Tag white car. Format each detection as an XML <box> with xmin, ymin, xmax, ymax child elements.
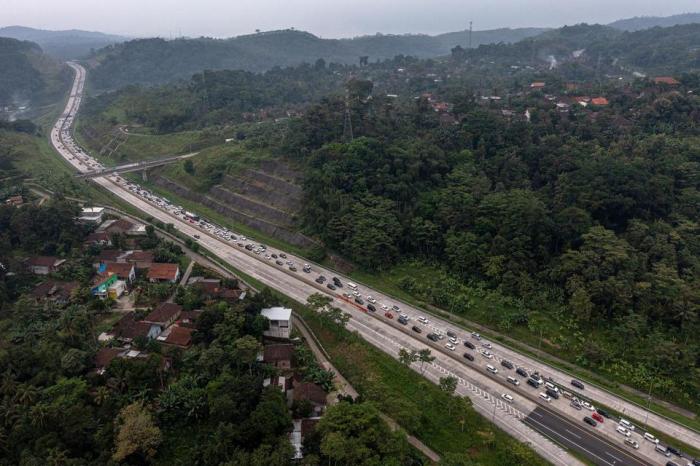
<box><xmin>643</xmin><ymin>432</ymin><xmax>659</xmax><ymax>444</ymax></box>
<box><xmin>449</xmin><ymin>337</ymin><xmax>458</xmax><ymax>344</ymax></box>
<box><xmin>381</xmin><ymin>305</ymin><xmax>389</xmax><ymax>311</ymax></box>
<box><xmin>352</xmin><ymin>291</ymin><xmax>361</xmax><ymax>297</ymax></box>
<box><xmin>581</xmin><ymin>401</ymin><xmax>595</xmax><ymax>411</ymax></box>
<box><xmin>501</xmin><ymin>393</ymin><xmax>514</xmax><ymax>403</ymax></box>
<box><xmin>418</xmin><ymin>316</ymin><xmax>429</xmax><ymax>324</ymax></box>
<box><xmin>539</xmin><ymin>393</ymin><xmax>552</xmax><ymax>402</ymax></box>
<box><xmin>445</xmin><ymin>343</ymin><xmax>456</xmax><ymax>351</ymax></box>
<box><xmin>482</xmin><ymin>342</ymin><xmax>492</xmax><ymax>349</ymax></box>
<box><xmin>471</xmin><ymin>332</ymin><xmax>482</xmax><ymax>340</ymax></box>
<box><xmin>624</xmin><ymin>438</ymin><xmax>639</xmax><ymax>449</ymax></box>
<box><xmin>367</xmin><ymin>296</ymin><xmax>377</xmax><ymax>304</ymax></box>
<box><xmin>486</xmin><ymin>365</ymin><xmax>498</xmax><ymax>374</ymax></box>
<box><xmin>616</xmin><ymin>426</ymin><xmax>631</xmax><ymax>437</ymax></box>
<box><xmin>619</xmin><ymin>418</ymin><xmax>635</xmax><ymax>432</ymax></box>
<box><xmin>480</xmin><ymin>350</ymin><xmax>493</xmax><ymax>359</ymax></box>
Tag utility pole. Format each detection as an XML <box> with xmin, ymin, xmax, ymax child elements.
<box><xmin>468</xmin><ymin>21</ymin><xmax>473</xmax><ymax>49</ymax></box>
<box><xmin>342</xmin><ymin>87</ymin><xmax>353</xmax><ymax>142</ymax></box>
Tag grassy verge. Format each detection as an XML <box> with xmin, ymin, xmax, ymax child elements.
<box><xmin>295</xmin><ymin>307</ymin><xmax>546</xmax><ymax>465</ymax></box>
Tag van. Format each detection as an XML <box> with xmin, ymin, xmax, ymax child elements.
<box><xmin>507</xmin><ymin>376</ymin><xmax>520</xmax><ymax>386</ymax></box>
<box><xmin>486</xmin><ymin>364</ymin><xmax>498</xmax><ymax>374</ymax></box>
<box><xmin>655</xmin><ymin>444</ymin><xmax>670</xmax><ymax>457</ymax></box>
<box><xmin>544</xmin><ymin>382</ymin><xmax>559</xmax><ymax>392</ymax></box>
<box><xmin>619</xmin><ymin>418</ymin><xmax>635</xmax><ymax>432</ymax></box>
<box><xmin>527</xmin><ymin>378</ymin><xmax>539</xmax><ymax>388</ymax></box>
<box><xmin>545</xmin><ymin>388</ymin><xmax>559</xmax><ymax>399</ymax></box>
<box><xmin>643</xmin><ymin>432</ymin><xmax>659</xmax><ymax>444</ymax></box>
<box><xmin>561</xmin><ymin>390</ymin><xmax>573</xmax><ymax>399</ymax></box>
<box><xmin>347</xmin><ymin>282</ymin><xmax>358</xmax><ymax>290</ymax></box>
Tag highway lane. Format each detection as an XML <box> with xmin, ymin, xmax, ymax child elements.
<box><xmin>53</xmin><ymin>62</ymin><xmax>666</xmax><ymax>466</ymax></box>
<box><xmin>524</xmin><ymin>407</ymin><xmax>648</xmax><ymax>466</ymax></box>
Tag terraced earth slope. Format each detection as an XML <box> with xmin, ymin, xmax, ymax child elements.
<box><xmin>153</xmin><ymin>160</ymin><xmax>317</xmax><ymax>249</ymax></box>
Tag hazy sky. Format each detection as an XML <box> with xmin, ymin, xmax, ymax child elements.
<box><xmin>2</xmin><ymin>0</ymin><xmax>699</xmax><ymax>38</ymax></box>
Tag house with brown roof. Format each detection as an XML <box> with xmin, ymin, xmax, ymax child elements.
<box><xmin>163</xmin><ymin>326</ymin><xmax>194</xmax><ymax>348</ymax></box>
<box><xmin>144</xmin><ymin>302</ymin><xmax>182</xmax><ymax>328</ymax></box>
<box><xmin>293</xmin><ymin>381</ymin><xmax>327</xmax><ymax>416</ymax></box>
<box><xmin>263</xmin><ymin>344</ymin><xmax>295</xmax><ymax>370</ymax></box>
<box><xmin>111</xmin><ymin>312</ymin><xmax>159</xmax><ymax>342</ymax></box>
<box><xmin>31</xmin><ymin>281</ymin><xmax>79</xmax><ymax>305</ymax></box>
<box><xmin>122</xmin><ymin>250</ymin><xmax>154</xmax><ymax>269</ymax></box>
<box><xmin>105</xmin><ymin>262</ymin><xmax>136</xmax><ymax>283</ymax></box>
<box><xmin>26</xmin><ymin>256</ymin><xmax>66</xmax><ymax>275</ymax></box>
<box><xmin>591</xmin><ymin>97</ymin><xmax>609</xmax><ymax>106</ymax></box>
<box><xmin>653</xmin><ymin>76</ymin><xmax>680</xmax><ymax>86</ymax></box>
<box><xmin>148</xmin><ymin>263</ymin><xmax>180</xmax><ymax>283</ymax></box>
<box><xmin>94</xmin><ymin>347</ymin><xmax>126</xmax><ymax>375</ymax></box>
<box><xmin>178</xmin><ymin>310</ymin><xmax>202</xmax><ymax>328</ymax></box>
<box><xmin>93</xmin><ymin>250</ymin><xmax>126</xmax><ymax>266</ymax></box>
<box><xmin>98</xmin><ymin>218</ymin><xmax>146</xmax><ymax>236</ymax></box>
<box><xmin>530</xmin><ymin>81</ymin><xmax>545</xmax><ymax>89</ymax></box>
<box><xmin>84</xmin><ymin>231</ymin><xmax>112</xmax><ymax>247</ymax></box>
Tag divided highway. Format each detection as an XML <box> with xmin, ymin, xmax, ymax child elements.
<box><xmin>53</xmin><ymin>62</ymin><xmax>698</xmax><ymax>466</ymax></box>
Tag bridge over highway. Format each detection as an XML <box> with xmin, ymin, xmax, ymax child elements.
<box><xmin>75</xmin><ymin>152</ymin><xmax>198</xmax><ymax>179</ymax></box>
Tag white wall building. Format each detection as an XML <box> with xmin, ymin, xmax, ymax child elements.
<box><xmin>260</xmin><ymin>306</ymin><xmax>293</xmax><ymax>340</ymax></box>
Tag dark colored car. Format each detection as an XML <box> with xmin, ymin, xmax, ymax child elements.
<box><xmin>526</xmin><ymin>378</ymin><xmax>539</xmax><ymax>388</ymax></box>
<box><xmin>367</xmin><ymin>304</ymin><xmax>376</xmax><ymax>312</ymax></box>
<box><xmin>326</xmin><ymin>283</ymin><xmax>336</xmax><ymax>290</ymax></box>
<box><xmin>583</xmin><ymin>417</ymin><xmax>597</xmax><ymax>427</ymax></box>
<box><xmin>595</xmin><ymin>408</ymin><xmax>609</xmax><ymax>418</ymax></box>
<box><xmin>333</xmin><ymin>277</ymin><xmax>342</xmax><ymax>286</ymax></box>
<box><xmin>318</xmin><ymin>275</ymin><xmax>326</xmax><ymax>282</ymax></box>
<box><xmin>398</xmin><ymin>316</ymin><xmax>408</xmax><ymax>325</ymax></box>
<box><xmin>271</xmin><ymin>254</ymin><xmax>278</xmax><ymax>258</ymax></box>
<box><xmin>463</xmin><ymin>341</ymin><xmax>476</xmax><ymax>350</ymax></box>
<box><xmin>666</xmin><ymin>447</ymin><xmax>681</xmax><ymax>457</ymax></box>
<box><xmin>355</xmin><ymin>297</ymin><xmax>364</xmax><ymax>305</ymax></box>
<box><xmin>315</xmin><ymin>277</ymin><xmax>324</xmax><ymax>284</ymax></box>
<box><xmin>463</xmin><ymin>353</ymin><xmax>475</xmax><ymax>361</ymax></box>
<box><xmin>571</xmin><ymin>379</ymin><xmax>585</xmax><ymax>390</ymax></box>
<box><xmin>447</xmin><ymin>331</ymin><xmax>457</xmax><ymax>338</ymax></box>
<box><xmin>384</xmin><ymin>312</ymin><xmax>394</xmax><ymax>319</ymax></box>
<box><xmin>245</xmin><ymin>244</ymin><xmax>253</xmax><ymax>250</ymax></box>
<box><xmin>275</xmin><ymin>260</ymin><xmax>283</xmax><ymax>266</ymax></box>
<box><xmin>289</xmin><ymin>266</ymin><xmax>297</xmax><ymax>272</ymax></box>
<box><xmin>666</xmin><ymin>461</ymin><xmax>679</xmax><ymax>466</ymax></box>
<box><xmin>546</xmin><ymin>388</ymin><xmax>560</xmax><ymax>399</ymax></box>
<box><xmin>501</xmin><ymin>360</ymin><xmax>514</xmax><ymax>370</ymax></box>
<box><xmin>279</xmin><ymin>253</ymin><xmax>287</xmax><ymax>258</ymax></box>
<box><xmin>412</xmin><ymin>326</ymin><xmax>422</xmax><ymax>333</ymax></box>
<box><xmin>516</xmin><ymin>367</ymin><xmax>528</xmax><ymax>378</ymax></box>
<box><xmin>427</xmin><ymin>333</ymin><xmax>439</xmax><ymax>342</ymax></box>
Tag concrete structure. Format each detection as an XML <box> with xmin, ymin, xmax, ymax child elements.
<box><xmin>261</xmin><ymin>306</ymin><xmax>292</xmax><ymax>339</ymax></box>
<box><xmin>79</xmin><ymin>207</ymin><xmax>105</xmax><ymax>223</ymax></box>
<box><xmin>26</xmin><ymin>257</ymin><xmax>65</xmax><ymax>275</ymax></box>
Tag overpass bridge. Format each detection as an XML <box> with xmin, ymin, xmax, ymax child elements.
<box><xmin>76</xmin><ymin>152</ymin><xmax>198</xmax><ymax>179</ymax></box>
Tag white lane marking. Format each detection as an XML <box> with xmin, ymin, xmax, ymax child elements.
<box><xmin>605</xmin><ymin>452</ymin><xmax>622</xmax><ymax>463</ymax></box>
<box><xmin>565</xmin><ymin>429</ymin><xmax>581</xmax><ymax>440</ymax></box>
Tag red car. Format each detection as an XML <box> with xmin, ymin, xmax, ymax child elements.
<box><xmin>591</xmin><ymin>412</ymin><xmax>604</xmax><ymax>423</ymax></box>
<box><xmin>384</xmin><ymin>312</ymin><xmax>394</xmax><ymax>319</ymax></box>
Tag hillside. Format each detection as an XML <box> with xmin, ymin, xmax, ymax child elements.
<box><xmin>0</xmin><ymin>25</ymin><xmax>127</xmax><ymax>59</ymax></box>
<box><xmin>609</xmin><ymin>12</ymin><xmax>700</xmax><ymax>31</ymax></box>
<box><xmin>87</xmin><ymin>27</ymin><xmax>546</xmax><ymax>89</ymax></box>
<box><xmin>0</xmin><ymin>37</ymin><xmax>71</xmax><ymax>118</ymax></box>
<box><xmin>464</xmin><ymin>23</ymin><xmax>700</xmax><ymax>75</ymax></box>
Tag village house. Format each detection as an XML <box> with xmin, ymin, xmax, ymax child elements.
<box><xmin>263</xmin><ymin>344</ymin><xmax>295</xmax><ymax>370</ymax></box>
<box><xmin>31</xmin><ymin>280</ymin><xmax>79</xmax><ymax>305</ymax></box>
<box><xmin>26</xmin><ymin>256</ymin><xmax>66</xmax><ymax>275</ymax></box>
<box><xmin>162</xmin><ymin>326</ymin><xmax>194</xmax><ymax>348</ymax></box>
<box><xmin>110</xmin><ymin>312</ymin><xmax>160</xmax><ymax>342</ymax></box>
<box><xmin>591</xmin><ymin>97</ymin><xmax>609</xmax><ymax>106</ymax></box>
<box><xmin>144</xmin><ymin>302</ymin><xmax>182</xmax><ymax>329</ymax></box>
<box><xmin>94</xmin><ymin>347</ymin><xmax>126</xmax><ymax>375</ymax></box>
<box><xmin>292</xmin><ymin>380</ymin><xmax>327</xmax><ymax>416</ymax></box>
<box><xmin>84</xmin><ymin>231</ymin><xmax>112</xmax><ymax>247</ymax></box>
<box><xmin>122</xmin><ymin>250</ymin><xmax>154</xmax><ymax>270</ymax></box>
<box><xmin>261</xmin><ymin>306</ymin><xmax>293</xmax><ymax>340</ymax></box>
<box><xmin>148</xmin><ymin>263</ymin><xmax>180</xmax><ymax>283</ymax></box>
<box><xmin>104</xmin><ymin>262</ymin><xmax>136</xmax><ymax>283</ymax></box>
<box><xmin>653</xmin><ymin>76</ymin><xmax>680</xmax><ymax>86</ymax></box>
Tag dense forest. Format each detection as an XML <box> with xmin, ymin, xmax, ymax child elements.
<box><xmin>283</xmin><ymin>73</ymin><xmax>700</xmax><ymax>410</ymax></box>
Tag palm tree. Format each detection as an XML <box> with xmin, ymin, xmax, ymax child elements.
<box><xmin>13</xmin><ymin>384</ymin><xmax>38</xmax><ymax>406</ymax></box>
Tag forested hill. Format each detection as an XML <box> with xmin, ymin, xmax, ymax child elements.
<box><xmin>0</xmin><ymin>37</ymin><xmax>70</xmax><ymax>111</ymax></box>
<box><xmin>86</xmin><ymin>27</ymin><xmax>547</xmax><ymax>89</ymax></box>
<box><xmin>462</xmin><ymin>23</ymin><xmax>700</xmax><ymax>75</ymax></box>
<box><xmin>0</xmin><ymin>25</ymin><xmax>127</xmax><ymax>60</ymax></box>
<box><xmin>609</xmin><ymin>12</ymin><xmax>700</xmax><ymax>31</ymax></box>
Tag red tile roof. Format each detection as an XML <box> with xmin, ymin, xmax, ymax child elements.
<box><xmin>653</xmin><ymin>76</ymin><xmax>680</xmax><ymax>85</ymax></box>
<box><xmin>105</xmin><ymin>262</ymin><xmax>134</xmax><ymax>279</ymax></box>
<box><xmin>165</xmin><ymin>326</ymin><xmax>193</xmax><ymax>347</ymax></box>
<box><xmin>147</xmin><ymin>263</ymin><xmax>179</xmax><ymax>281</ymax></box>
<box><xmin>530</xmin><ymin>82</ymin><xmax>545</xmax><ymax>88</ymax></box>
<box><xmin>144</xmin><ymin>302</ymin><xmax>182</xmax><ymax>325</ymax></box>
<box><xmin>591</xmin><ymin>97</ymin><xmax>609</xmax><ymax>106</ymax></box>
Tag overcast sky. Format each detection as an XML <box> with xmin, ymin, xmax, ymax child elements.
<box><xmin>2</xmin><ymin>0</ymin><xmax>699</xmax><ymax>38</ymax></box>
